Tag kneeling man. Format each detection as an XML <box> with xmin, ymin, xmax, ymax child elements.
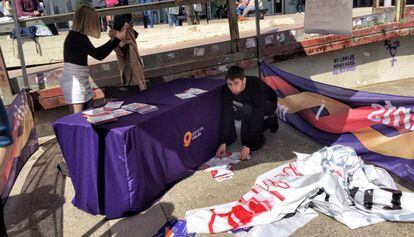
<box><xmin>216</xmin><ymin>65</ymin><xmax>279</xmax><ymax>160</ymax></box>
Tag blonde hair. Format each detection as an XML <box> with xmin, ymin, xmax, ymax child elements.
<box><xmin>72</xmin><ymin>5</ymin><xmax>101</xmax><ymax>38</ymax></box>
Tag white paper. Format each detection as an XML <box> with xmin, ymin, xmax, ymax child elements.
<box><xmin>111</xmin><ymin>108</ymin><xmax>133</xmax><ymax>118</ymax></box>
<box><xmin>304</xmin><ymin>0</ymin><xmax>353</xmax><ymax>35</ymax></box>
<box><xmin>175</xmin><ymin>93</ymin><xmax>197</xmax><ymax>99</ymax></box>
<box><xmin>186</xmin><ymin>88</ymin><xmax>208</xmax><ymax>95</ymax></box>
<box><xmin>104</xmin><ymin>101</ymin><xmax>124</xmax><ymax>110</ymax></box>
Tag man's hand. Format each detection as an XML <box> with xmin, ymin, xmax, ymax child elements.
<box><xmin>216</xmin><ymin>143</ymin><xmax>227</xmax><ymax>157</ymax></box>
<box><xmin>34</xmin><ymin>11</ymin><xmax>40</xmax><ymax>16</ymax></box>
<box><xmin>240</xmin><ymin>146</ymin><xmax>250</xmax><ymax>160</ymax></box>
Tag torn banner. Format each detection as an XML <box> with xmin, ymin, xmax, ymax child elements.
<box><xmin>260</xmin><ymin>61</ymin><xmax>414</xmax><ymax>183</ymax></box>
<box><xmin>186</xmin><ymin>145</ymin><xmax>414</xmax><ymax>234</ymax></box>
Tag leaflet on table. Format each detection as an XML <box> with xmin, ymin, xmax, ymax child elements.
<box><xmin>82</xmin><ymin>107</ymin><xmax>110</xmax><ymax>117</ymax></box>
<box><xmin>87</xmin><ymin>113</ymin><xmax>117</xmax><ymax>125</ymax></box>
<box><xmin>111</xmin><ymin>108</ymin><xmax>133</xmax><ymax>118</ymax></box>
<box><xmin>121</xmin><ymin>103</ymin><xmax>159</xmax><ymax>114</ymax></box>
<box><xmin>185</xmin><ymin>88</ymin><xmax>208</xmax><ymax>95</ymax></box>
<box><xmin>137</xmin><ymin>105</ymin><xmax>159</xmax><ymax>114</ymax></box>
<box><xmin>83</xmin><ymin>107</ymin><xmax>132</xmax><ymax>124</ymax></box>
<box><xmin>175</xmin><ymin>92</ymin><xmax>197</xmax><ymax>99</ymax></box>
<box><xmin>175</xmin><ymin>88</ymin><xmax>208</xmax><ymax>99</ymax></box>
<box><xmin>104</xmin><ymin>101</ymin><xmax>124</xmax><ymax>110</ymax></box>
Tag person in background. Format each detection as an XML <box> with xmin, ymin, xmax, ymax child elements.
<box><xmin>216</xmin><ymin>65</ymin><xmax>279</xmax><ymax>160</ymax></box>
<box><xmin>165</xmin><ymin>6</ymin><xmax>179</xmax><ymax>27</ymax></box>
<box><xmin>15</xmin><ymin>0</ymin><xmax>58</xmax><ymax>35</ymax></box>
<box><xmin>1</xmin><ymin>0</ymin><xmax>12</xmax><ymax>17</ymax></box>
<box><xmin>240</xmin><ymin>0</ymin><xmax>255</xmax><ymax>20</ymax></box>
<box><xmin>61</xmin><ymin>5</ymin><xmax>126</xmax><ymax>114</ymax></box>
<box><xmin>192</xmin><ymin>3</ymin><xmax>201</xmax><ymax>24</ymax></box>
<box><xmin>14</xmin><ymin>0</ymin><xmax>40</xmax><ymax>17</ymax></box>
<box><xmin>92</xmin><ymin>0</ymin><xmax>111</xmax><ymax>31</ymax></box>
<box><xmin>138</xmin><ymin>0</ymin><xmax>154</xmax><ymax>28</ymax></box>
<box><xmin>236</xmin><ymin>0</ymin><xmax>249</xmax><ymax>17</ymax></box>
<box><xmin>0</xmin><ymin>98</ymin><xmax>13</xmax><ymax>237</ymax></box>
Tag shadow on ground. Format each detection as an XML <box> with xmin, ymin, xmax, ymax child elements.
<box><xmin>5</xmin><ymin>139</ymin><xmax>66</xmax><ymax>237</ymax></box>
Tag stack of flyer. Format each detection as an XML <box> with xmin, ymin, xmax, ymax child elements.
<box><xmin>82</xmin><ymin>101</ymin><xmax>133</xmax><ymax>125</ymax></box>
<box><xmin>121</xmin><ymin>102</ymin><xmax>159</xmax><ymax>114</ymax></box>
<box><xmin>175</xmin><ymin>88</ymin><xmax>208</xmax><ymax>99</ymax></box>
<box><xmin>82</xmin><ymin>108</ymin><xmax>117</xmax><ymax>125</ymax></box>
<box><xmin>103</xmin><ymin>101</ymin><xmax>124</xmax><ymax>111</ymax></box>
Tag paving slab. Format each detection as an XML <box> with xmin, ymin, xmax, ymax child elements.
<box><xmin>109</xmin><ymin>203</ymin><xmax>167</xmax><ymax>237</ymax></box>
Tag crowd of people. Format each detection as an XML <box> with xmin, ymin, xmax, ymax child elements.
<box><xmin>0</xmin><ymin>0</ymin><xmax>276</xmax><ymax>32</ymax></box>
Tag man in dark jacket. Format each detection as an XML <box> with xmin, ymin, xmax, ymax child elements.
<box><xmin>216</xmin><ymin>65</ymin><xmax>279</xmax><ymax>160</ymax></box>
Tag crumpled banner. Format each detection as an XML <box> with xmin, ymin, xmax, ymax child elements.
<box><xmin>261</xmin><ymin>61</ymin><xmax>414</xmax><ymax>183</ymax></box>
<box><xmin>231</xmin><ymin>207</ymin><xmax>318</xmax><ymax>237</ymax></box>
<box><xmin>186</xmin><ymin>145</ymin><xmax>414</xmax><ymax>234</ymax></box>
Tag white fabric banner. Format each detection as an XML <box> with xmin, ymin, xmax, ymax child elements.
<box><xmin>304</xmin><ymin>0</ymin><xmax>353</xmax><ymax>35</ymax></box>
<box><xmin>186</xmin><ymin>145</ymin><xmax>414</xmax><ymax>234</ymax></box>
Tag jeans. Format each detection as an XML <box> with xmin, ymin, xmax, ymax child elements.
<box><xmin>139</xmin><ymin>0</ymin><xmax>154</xmax><ymax>28</ymax></box>
<box><xmin>236</xmin><ymin>5</ymin><xmax>246</xmax><ymax>16</ymax></box>
<box><xmin>165</xmin><ymin>9</ymin><xmax>179</xmax><ymax>27</ymax></box>
<box><xmin>242</xmin><ymin>5</ymin><xmax>256</xmax><ymax>17</ymax></box>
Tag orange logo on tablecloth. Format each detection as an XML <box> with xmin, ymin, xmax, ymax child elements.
<box><xmin>183</xmin><ymin>132</ymin><xmax>193</xmax><ymax>147</ymax></box>
<box><xmin>183</xmin><ymin>126</ymin><xmax>204</xmax><ymax>148</ymax></box>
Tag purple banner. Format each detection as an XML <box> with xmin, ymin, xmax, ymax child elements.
<box><xmin>1</xmin><ymin>90</ymin><xmax>38</xmax><ymax>203</ymax></box>
<box><xmin>261</xmin><ymin>62</ymin><xmax>414</xmax><ymax>182</ymax></box>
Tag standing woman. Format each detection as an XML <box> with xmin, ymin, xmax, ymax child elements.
<box><xmin>61</xmin><ymin>5</ymin><xmax>125</xmax><ymax>113</ymax></box>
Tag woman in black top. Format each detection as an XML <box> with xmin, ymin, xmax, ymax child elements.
<box><xmin>61</xmin><ymin>5</ymin><xmax>126</xmax><ymax>113</ymax></box>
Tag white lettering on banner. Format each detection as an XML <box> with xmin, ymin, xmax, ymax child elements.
<box><xmin>315</xmin><ymin>104</ymin><xmax>326</xmax><ymax>121</ymax></box>
<box><xmin>276</xmin><ymin>103</ymin><xmax>288</xmax><ymax>121</ymax></box>
<box><xmin>207</xmin><ymin>163</ymin><xmax>300</xmax><ymax>233</ymax></box>
<box><xmin>367</xmin><ymin>101</ymin><xmax>414</xmax><ymax>130</ymax></box>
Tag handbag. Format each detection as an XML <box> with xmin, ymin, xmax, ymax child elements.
<box><xmin>105</xmin><ymin>0</ymin><xmax>119</xmax><ymax>8</ymax></box>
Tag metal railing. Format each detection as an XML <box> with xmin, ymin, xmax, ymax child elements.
<box><xmin>1</xmin><ymin>0</ymin><xmax>222</xmax><ymax>90</ymax></box>
<box><xmin>0</xmin><ymin>0</ymin><xmax>409</xmax><ymax>92</ymax></box>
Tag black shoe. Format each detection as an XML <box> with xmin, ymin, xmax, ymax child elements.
<box><xmin>263</xmin><ymin>114</ymin><xmax>279</xmax><ymax>133</ymax></box>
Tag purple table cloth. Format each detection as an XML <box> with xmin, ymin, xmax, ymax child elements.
<box><xmin>53</xmin><ymin>78</ymin><xmax>225</xmax><ymax>219</ymax></box>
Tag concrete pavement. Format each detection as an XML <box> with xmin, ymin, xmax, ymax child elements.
<box><xmin>5</xmin><ymin>76</ymin><xmax>414</xmax><ymax>236</ymax></box>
